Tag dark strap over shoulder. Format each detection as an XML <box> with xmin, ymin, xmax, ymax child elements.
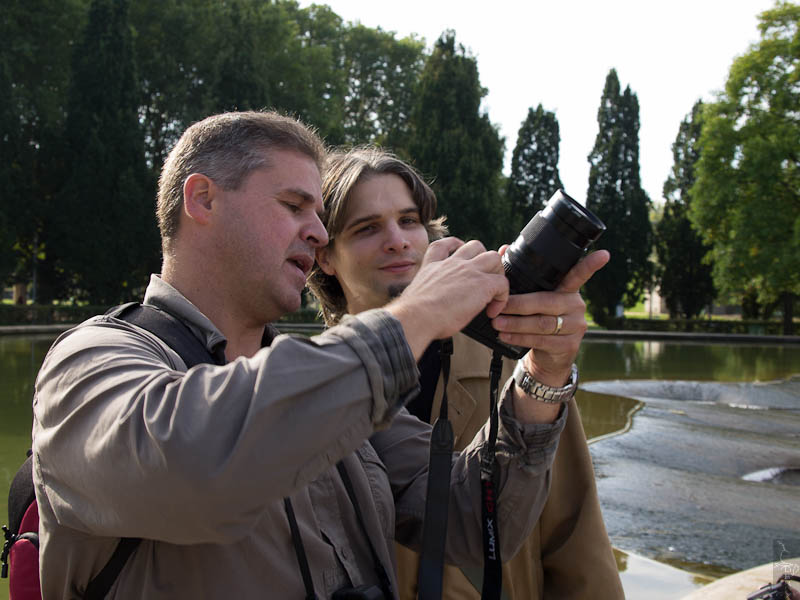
<box><xmin>76</xmin><ymin>302</ymin><xmax>223</xmax><ymax>598</ymax></box>
<box><xmin>107</xmin><ymin>302</ymin><xmax>223</xmax><ymax>367</ymax></box>
<box><xmin>83</xmin><ymin>538</ymin><xmax>141</xmax><ymax>600</ymax></box>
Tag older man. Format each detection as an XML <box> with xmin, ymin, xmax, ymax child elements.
<box><xmin>309</xmin><ymin>147</ymin><xmax>623</xmax><ymax>599</ymax></box>
<box><xmin>33</xmin><ymin>112</ymin><xmax>571</xmax><ymax>599</ymax></box>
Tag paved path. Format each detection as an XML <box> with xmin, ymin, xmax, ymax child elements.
<box><xmin>584</xmin><ymin>377</ymin><xmax>800</xmax><ymax>573</ymax></box>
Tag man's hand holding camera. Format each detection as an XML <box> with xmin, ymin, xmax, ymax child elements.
<box><xmin>386</xmin><ymin>237</ymin><xmax>510</xmax><ymax>360</ymax></box>
<box><xmin>492</xmin><ymin>249</ymin><xmax>610</xmax><ymax>423</ymax></box>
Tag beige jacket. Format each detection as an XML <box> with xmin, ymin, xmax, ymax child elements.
<box><xmin>395</xmin><ymin>333</ymin><xmax>624</xmax><ymax>599</ymax></box>
<box><xmin>32</xmin><ymin>276</ymin><xmax>566</xmax><ymax>599</ymax></box>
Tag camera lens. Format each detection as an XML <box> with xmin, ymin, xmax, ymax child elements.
<box><xmin>503</xmin><ymin>190</ymin><xmax>605</xmax><ymax>294</ymax></box>
<box><xmin>462</xmin><ymin>189</ymin><xmax>605</xmax><ymax>358</ymax></box>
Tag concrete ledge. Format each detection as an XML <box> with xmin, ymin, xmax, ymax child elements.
<box><xmin>679</xmin><ymin>559</ymin><xmax>800</xmax><ymax>599</ymax></box>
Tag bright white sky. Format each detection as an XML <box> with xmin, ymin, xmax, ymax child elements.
<box><xmin>300</xmin><ymin>0</ymin><xmax>775</xmax><ymax>205</ymax></box>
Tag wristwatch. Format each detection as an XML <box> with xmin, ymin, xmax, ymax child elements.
<box><xmin>512</xmin><ymin>361</ymin><xmax>579</xmax><ymax>403</ymax></box>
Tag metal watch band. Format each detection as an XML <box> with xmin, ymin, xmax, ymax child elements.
<box><xmin>512</xmin><ymin>362</ymin><xmax>578</xmax><ymax>403</ymax></box>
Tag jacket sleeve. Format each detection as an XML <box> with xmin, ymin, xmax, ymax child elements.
<box><xmin>32</xmin><ymin>309</ymin><xmax>418</xmax><ymax>545</ymax></box>
<box><xmin>538</xmin><ymin>397</ymin><xmax>625</xmax><ymax>598</ymax></box>
<box><xmin>371</xmin><ymin>380</ymin><xmax>567</xmax><ymax>568</ymax></box>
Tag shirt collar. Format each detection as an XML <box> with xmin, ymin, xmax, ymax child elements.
<box><xmin>142</xmin><ymin>274</ymin><xmax>228</xmax><ymax>360</ymax></box>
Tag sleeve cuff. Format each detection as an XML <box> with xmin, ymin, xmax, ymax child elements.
<box><xmin>328</xmin><ymin>309</ymin><xmax>420</xmax><ymax>427</ymax></box>
<box><xmin>495</xmin><ymin>378</ymin><xmax>568</xmax><ymax>470</ymax></box>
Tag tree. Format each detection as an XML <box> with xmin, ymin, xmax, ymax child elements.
<box><xmin>0</xmin><ymin>57</ymin><xmax>20</xmax><ymax>287</ymax></box>
<box><xmin>1</xmin><ymin>0</ymin><xmax>89</xmax><ymax>301</ymax></box>
<box><xmin>655</xmin><ymin>100</ymin><xmax>716</xmax><ymax>319</ymax></box>
<box><xmin>408</xmin><ymin>32</ymin><xmax>506</xmax><ymax>249</ymax></box>
<box><xmin>505</xmin><ymin>104</ymin><xmax>564</xmax><ymax>240</ymax></box>
<box><xmin>583</xmin><ymin>69</ymin><xmax>653</xmax><ymax>326</ymax></box>
<box><xmin>337</xmin><ymin>24</ymin><xmax>426</xmax><ymax>152</ymax></box>
<box><xmin>57</xmin><ymin>0</ymin><xmax>158</xmax><ymax>304</ymax></box>
<box><xmin>691</xmin><ymin>2</ymin><xmax>799</xmax><ymax>334</ymax></box>
<box><xmin>130</xmin><ymin>0</ymin><xmax>222</xmax><ymax>176</ymax></box>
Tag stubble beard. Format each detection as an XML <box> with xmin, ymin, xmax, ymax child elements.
<box><xmin>387</xmin><ymin>282</ymin><xmax>409</xmax><ymax>301</ymax></box>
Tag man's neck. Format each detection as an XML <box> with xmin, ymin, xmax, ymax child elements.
<box><xmin>162</xmin><ymin>259</ymin><xmax>268</xmax><ymax>360</ymax></box>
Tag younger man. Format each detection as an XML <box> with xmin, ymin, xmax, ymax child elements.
<box><xmin>309</xmin><ymin>147</ymin><xmax>624</xmax><ymax>599</ymax></box>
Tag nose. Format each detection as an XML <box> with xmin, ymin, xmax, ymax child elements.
<box><xmin>303</xmin><ymin>212</ymin><xmax>329</xmax><ymax>248</ymax></box>
<box><xmin>383</xmin><ymin>222</ymin><xmax>409</xmax><ymax>253</ymax></box>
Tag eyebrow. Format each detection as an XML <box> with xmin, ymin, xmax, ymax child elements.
<box><xmin>281</xmin><ymin>188</ymin><xmax>323</xmax><ymax>217</ymax></box>
<box><xmin>344</xmin><ymin>206</ymin><xmax>420</xmax><ymax>232</ymax></box>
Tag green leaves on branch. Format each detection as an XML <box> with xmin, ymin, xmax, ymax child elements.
<box><xmin>691</xmin><ymin>2</ymin><xmax>799</xmax><ymax>333</ymax></box>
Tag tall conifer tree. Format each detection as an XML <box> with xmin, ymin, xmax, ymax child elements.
<box><xmin>409</xmin><ymin>32</ymin><xmax>505</xmax><ymax>249</ymax></box>
<box><xmin>655</xmin><ymin>100</ymin><xmax>715</xmax><ymax>319</ymax></box>
<box><xmin>584</xmin><ymin>69</ymin><xmax>653</xmax><ymax>326</ymax></box>
<box><xmin>58</xmin><ymin>0</ymin><xmax>158</xmax><ymax>303</ymax></box>
<box><xmin>505</xmin><ymin>104</ymin><xmax>563</xmax><ymax>238</ymax></box>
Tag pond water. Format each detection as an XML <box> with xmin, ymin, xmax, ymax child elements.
<box><xmin>1</xmin><ymin>333</ymin><xmax>798</xmax><ymax>599</ymax></box>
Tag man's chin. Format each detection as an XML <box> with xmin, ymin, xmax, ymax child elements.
<box><xmin>386</xmin><ymin>283</ymin><xmax>409</xmax><ymax>299</ymax></box>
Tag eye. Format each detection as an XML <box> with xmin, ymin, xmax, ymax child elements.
<box><xmin>283</xmin><ymin>202</ymin><xmax>302</xmax><ymax>214</ymax></box>
<box><xmin>355</xmin><ymin>223</ymin><xmax>377</xmax><ymax>235</ymax></box>
<box><xmin>400</xmin><ymin>215</ymin><xmax>421</xmax><ymax>226</ymax></box>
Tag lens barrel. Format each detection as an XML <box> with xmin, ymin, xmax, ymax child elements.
<box><xmin>462</xmin><ymin>189</ymin><xmax>605</xmax><ymax>358</ymax></box>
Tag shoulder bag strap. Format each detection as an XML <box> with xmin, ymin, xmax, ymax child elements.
<box><xmin>81</xmin><ymin>303</ymin><xmax>222</xmax><ymax>598</ymax></box>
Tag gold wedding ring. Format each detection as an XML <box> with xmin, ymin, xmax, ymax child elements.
<box><xmin>553</xmin><ymin>315</ymin><xmax>564</xmax><ymax>335</ymax></box>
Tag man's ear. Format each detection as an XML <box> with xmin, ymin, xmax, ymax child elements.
<box><xmin>183</xmin><ymin>173</ymin><xmax>215</xmax><ymax>226</ymax></box>
<box><xmin>316</xmin><ymin>246</ymin><xmax>337</xmax><ymax>276</ymax></box>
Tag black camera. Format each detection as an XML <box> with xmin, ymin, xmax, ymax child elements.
<box><xmin>462</xmin><ymin>189</ymin><xmax>606</xmax><ymax>359</ymax></box>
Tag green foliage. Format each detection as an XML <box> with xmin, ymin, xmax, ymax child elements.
<box><xmin>584</xmin><ymin>69</ymin><xmax>653</xmax><ymax>326</ymax></box>
<box><xmin>56</xmin><ymin>0</ymin><xmax>159</xmax><ymax>304</ymax></box>
<box><xmin>339</xmin><ymin>24</ymin><xmax>426</xmax><ymax>152</ymax></box>
<box><xmin>505</xmin><ymin>105</ymin><xmax>564</xmax><ymax>240</ymax></box>
<box><xmin>691</xmin><ymin>2</ymin><xmax>800</xmax><ymax>334</ymax></box>
<box><xmin>0</xmin><ymin>0</ymin><xmax>89</xmax><ymax>300</ymax></box>
<box><xmin>0</xmin><ymin>58</ymin><xmax>18</xmax><ymax>287</ymax></box>
<box><xmin>655</xmin><ymin>100</ymin><xmax>716</xmax><ymax>318</ymax></box>
<box><xmin>2</xmin><ymin>0</ymin><xmax>434</xmax><ymax>306</ymax></box>
<box><xmin>409</xmin><ymin>32</ymin><xmax>506</xmax><ymax>249</ymax></box>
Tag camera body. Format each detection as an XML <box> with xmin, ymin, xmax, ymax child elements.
<box><xmin>462</xmin><ymin>189</ymin><xmax>606</xmax><ymax>359</ymax></box>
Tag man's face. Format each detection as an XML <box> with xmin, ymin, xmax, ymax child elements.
<box><xmin>214</xmin><ymin>149</ymin><xmax>327</xmax><ymax>324</ymax></box>
<box><xmin>317</xmin><ymin>173</ymin><xmax>430</xmax><ymax>315</ymax></box>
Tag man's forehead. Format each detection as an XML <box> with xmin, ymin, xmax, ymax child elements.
<box><xmin>260</xmin><ymin>149</ymin><xmax>322</xmax><ymax>197</ymax></box>
<box><xmin>342</xmin><ymin>175</ymin><xmax>418</xmax><ymax>223</ymax></box>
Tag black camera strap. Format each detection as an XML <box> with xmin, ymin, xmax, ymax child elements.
<box><xmin>335</xmin><ymin>461</ymin><xmax>394</xmax><ymax>599</ymax></box>
<box><xmin>284</xmin><ymin>498</ymin><xmax>319</xmax><ymax>600</ymax></box>
<box><xmin>283</xmin><ymin>462</ymin><xmax>393</xmax><ymax>600</ymax></box>
<box><xmin>480</xmin><ymin>351</ymin><xmax>505</xmax><ymax>600</ymax></box>
<box><xmin>417</xmin><ymin>338</ymin><xmax>454</xmax><ymax>600</ymax></box>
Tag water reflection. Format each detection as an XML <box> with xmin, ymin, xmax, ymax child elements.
<box><xmin>574</xmin><ymin>390</ymin><xmax>640</xmax><ymax>442</ymax></box>
<box><xmin>577</xmin><ymin>338</ymin><xmax>800</xmax><ymax>383</ymax></box>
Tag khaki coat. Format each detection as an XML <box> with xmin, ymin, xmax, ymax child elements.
<box><xmin>395</xmin><ymin>333</ymin><xmax>624</xmax><ymax>599</ymax></box>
